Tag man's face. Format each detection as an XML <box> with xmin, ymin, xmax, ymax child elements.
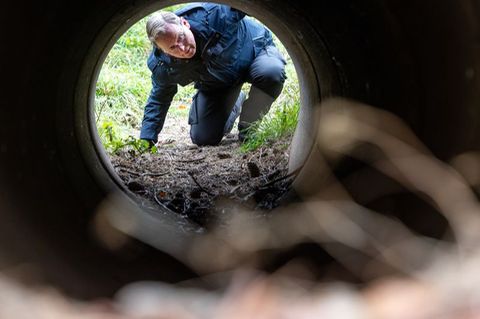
<box><xmin>155</xmin><ymin>17</ymin><xmax>196</xmax><ymax>59</ymax></box>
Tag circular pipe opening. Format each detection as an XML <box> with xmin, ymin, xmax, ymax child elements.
<box><xmin>90</xmin><ymin>4</ymin><xmax>331</xmax><ymax>229</ymax></box>
<box><xmin>78</xmin><ymin>1</ymin><xmax>337</xmax><ymax>231</ymax></box>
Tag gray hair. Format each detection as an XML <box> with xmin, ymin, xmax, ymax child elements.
<box><xmin>146</xmin><ymin>11</ymin><xmax>182</xmax><ymax>45</ymax></box>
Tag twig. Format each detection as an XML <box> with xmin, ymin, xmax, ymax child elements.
<box><xmin>258</xmin><ymin>166</ymin><xmax>302</xmax><ymax>189</ymax></box>
<box><xmin>188</xmin><ymin>171</ymin><xmax>216</xmax><ymax>196</ymax></box>
<box><xmin>117</xmin><ymin>167</ymin><xmax>141</xmax><ymax>176</ymax></box>
<box><xmin>141</xmin><ymin>171</ymin><xmax>168</xmax><ymax>177</ymax></box>
<box><xmin>258</xmin><ymin>148</ymin><xmax>264</xmax><ymax>162</ymax></box>
<box><xmin>229</xmin><ymin>184</ymin><xmax>243</xmax><ymax>194</ymax></box>
<box><xmin>178</xmin><ymin>156</ymin><xmax>206</xmax><ymax>163</ymax></box>
<box><xmin>117</xmin><ymin>167</ymin><xmax>168</xmax><ymax>178</ymax></box>
<box><xmin>95</xmin><ymin>102</ymin><xmax>106</xmax><ymax>125</ymax></box>
<box><xmin>153</xmin><ymin>188</ymin><xmax>176</xmax><ymax>213</ymax></box>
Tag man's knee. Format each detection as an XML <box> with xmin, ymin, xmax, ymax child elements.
<box><xmin>190</xmin><ymin>128</ymin><xmax>223</xmax><ymax>146</ymax></box>
<box><xmin>251</xmin><ymin>61</ymin><xmax>286</xmax><ymax>98</ymax></box>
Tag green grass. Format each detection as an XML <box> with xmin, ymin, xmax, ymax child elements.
<box><xmin>95</xmin><ymin>8</ymin><xmax>300</xmax><ymax>154</ymax></box>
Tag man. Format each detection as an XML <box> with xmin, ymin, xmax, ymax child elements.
<box><xmin>139</xmin><ymin>3</ymin><xmax>286</xmax><ymax>146</ymax></box>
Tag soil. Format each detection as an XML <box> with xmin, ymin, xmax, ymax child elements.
<box><xmin>109</xmin><ymin>117</ymin><xmax>295</xmax><ymax>228</ymax></box>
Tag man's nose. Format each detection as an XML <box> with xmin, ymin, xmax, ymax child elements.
<box><xmin>178</xmin><ymin>43</ymin><xmax>186</xmax><ymax>52</ymax></box>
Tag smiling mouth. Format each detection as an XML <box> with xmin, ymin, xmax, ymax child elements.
<box><xmin>178</xmin><ymin>47</ymin><xmax>195</xmax><ymax>58</ymax></box>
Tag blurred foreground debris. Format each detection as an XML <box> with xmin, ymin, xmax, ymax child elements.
<box><xmin>4</xmin><ymin>98</ymin><xmax>480</xmax><ymax>318</ymax></box>
<box><xmin>1</xmin><ymin>267</ymin><xmax>480</xmax><ymax>319</ymax></box>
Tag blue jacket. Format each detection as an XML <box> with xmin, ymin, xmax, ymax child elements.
<box><xmin>140</xmin><ymin>3</ymin><xmax>275</xmax><ymax>142</ymax></box>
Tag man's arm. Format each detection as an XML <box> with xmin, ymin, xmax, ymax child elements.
<box><xmin>139</xmin><ymin>76</ymin><xmax>177</xmax><ymax>144</ymax></box>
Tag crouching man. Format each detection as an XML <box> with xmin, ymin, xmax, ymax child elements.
<box><xmin>139</xmin><ymin>3</ymin><xmax>286</xmax><ymax>146</ymax></box>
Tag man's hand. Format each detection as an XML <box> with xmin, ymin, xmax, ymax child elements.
<box><xmin>140</xmin><ymin>139</ymin><xmax>156</xmax><ymax>150</ymax></box>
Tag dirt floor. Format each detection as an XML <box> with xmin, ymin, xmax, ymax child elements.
<box><xmin>109</xmin><ymin>118</ymin><xmax>295</xmax><ymax>228</ymax></box>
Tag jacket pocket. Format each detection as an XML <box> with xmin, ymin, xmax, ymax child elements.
<box><xmin>206</xmin><ymin>59</ymin><xmax>239</xmax><ymax>84</ymax></box>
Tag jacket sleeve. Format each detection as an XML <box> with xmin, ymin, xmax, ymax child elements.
<box><xmin>139</xmin><ymin>74</ymin><xmax>177</xmax><ymax>142</ymax></box>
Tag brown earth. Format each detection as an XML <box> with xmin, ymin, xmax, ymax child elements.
<box><xmin>109</xmin><ymin>118</ymin><xmax>295</xmax><ymax>228</ymax></box>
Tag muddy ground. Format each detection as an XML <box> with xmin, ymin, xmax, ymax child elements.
<box><xmin>109</xmin><ymin>119</ymin><xmax>295</xmax><ymax>228</ymax></box>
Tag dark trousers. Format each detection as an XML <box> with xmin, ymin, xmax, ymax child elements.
<box><xmin>189</xmin><ymin>46</ymin><xmax>286</xmax><ymax>146</ymax></box>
